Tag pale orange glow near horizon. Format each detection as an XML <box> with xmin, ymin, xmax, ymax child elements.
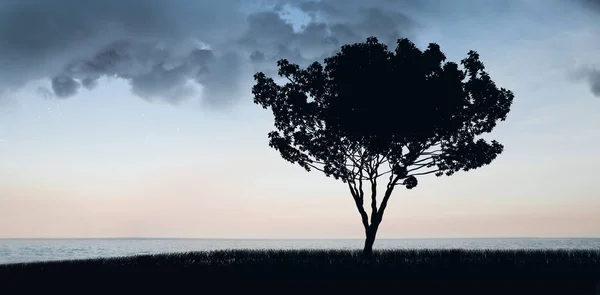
<box><xmin>2</xmin><ymin>160</ymin><xmax>599</xmax><ymax>239</ymax></box>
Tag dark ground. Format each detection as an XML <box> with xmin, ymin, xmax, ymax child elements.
<box><xmin>1</xmin><ymin>249</ymin><xmax>598</xmax><ymax>294</ymax></box>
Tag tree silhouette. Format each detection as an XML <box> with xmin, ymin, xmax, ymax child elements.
<box><xmin>252</xmin><ymin>37</ymin><xmax>514</xmax><ymax>257</ymax></box>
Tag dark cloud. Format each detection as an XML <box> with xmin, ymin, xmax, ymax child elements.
<box><xmin>570</xmin><ymin>0</ymin><xmax>600</xmax><ymax>97</ymax></box>
<box><xmin>238</xmin><ymin>0</ymin><xmax>417</xmax><ymax>70</ymax></box>
<box><xmin>578</xmin><ymin>0</ymin><xmax>600</xmax><ymax>97</ymax></box>
<box><xmin>588</xmin><ymin>70</ymin><xmax>600</xmax><ymax>97</ymax></box>
<box><xmin>576</xmin><ymin>0</ymin><xmax>600</xmax><ymax>10</ymax></box>
<box><xmin>57</xmin><ymin>39</ymin><xmax>217</xmax><ymax>103</ymax></box>
<box><xmin>570</xmin><ymin>67</ymin><xmax>600</xmax><ymax>98</ymax></box>
<box><xmin>51</xmin><ymin>75</ymin><xmax>80</xmax><ymax>99</ymax></box>
<box><xmin>0</xmin><ymin>0</ymin><xmax>419</xmax><ymax>106</ymax></box>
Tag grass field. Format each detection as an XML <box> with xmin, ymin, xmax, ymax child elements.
<box><xmin>1</xmin><ymin>249</ymin><xmax>598</xmax><ymax>294</ymax></box>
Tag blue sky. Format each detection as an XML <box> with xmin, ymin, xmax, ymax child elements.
<box><xmin>0</xmin><ymin>0</ymin><xmax>599</xmax><ymax>238</ymax></box>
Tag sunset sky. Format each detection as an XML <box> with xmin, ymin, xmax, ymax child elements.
<box><xmin>0</xmin><ymin>0</ymin><xmax>599</xmax><ymax>239</ymax></box>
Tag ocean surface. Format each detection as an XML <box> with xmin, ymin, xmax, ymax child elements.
<box><xmin>1</xmin><ymin>238</ymin><xmax>599</xmax><ymax>265</ymax></box>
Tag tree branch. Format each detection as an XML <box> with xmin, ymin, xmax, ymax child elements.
<box><xmin>305</xmin><ymin>162</ymin><xmax>328</xmax><ymax>174</ymax></box>
<box><xmin>408</xmin><ymin>169</ymin><xmax>440</xmax><ymax>177</ymax></box>
<box><xmin>375</xmin><ymin>169</ymin><xmax>393</xmax><ymax>178</ymax></box>
<box><xmin>412</xmin><ymin>156</ymin><xmax>434</xmax><ymax>165</ymax></box>
<box><xmin>348</xmin><ymin>181</ymin><xmax>369</xmax><ymax>229</ymax></box>
<box><xmin>358</xmin><ymin>166</ymin><xmax>365</xmax><ymax>200</ymax></box>
<box><xmin>421</xmin><ymin>149</ymin><xmax>442</xmax><ymax>156</ymax></box>
<box><xmin>376</xmin><ymin>174</ymin><xmax>402</xmax><ymax>222</ymax></box>
<box><xmin>370</xmin><ymin>176</ymin><xmax>377</xmax><ymax>225</ymax></box>
<box><xmin>406</xmin><ymin>161</ymin><xmax>434</xmax><ymax>173</ymax></box>
<box><xmin>283</xmin><ymin>74</ymin><xmax>296</xmax><ymax>84</ymax></box>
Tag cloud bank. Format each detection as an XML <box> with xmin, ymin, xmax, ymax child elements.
<box><xmin>1</xmin><ymin>0</ymin><xmax>598</xmax><ymax>104</ymax></box>
<box><xmin>0</xmin><ymin>0</ymin><xmax>418</xmax><ymax>106</ymax></box>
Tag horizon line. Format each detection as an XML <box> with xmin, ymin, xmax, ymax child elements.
<box><xmin>1</xmin><ymin>236</ymin><xmax>599</xmax><ymax>240</ymax></box>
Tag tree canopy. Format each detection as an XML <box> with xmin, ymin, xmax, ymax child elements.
<box><xmin>252</xmin><ymin>36</ymin><xmax>513</xmax><ymax>255</ymax></box>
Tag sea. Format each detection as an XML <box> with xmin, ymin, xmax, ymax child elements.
<box><xmin>1</xmin><ymin>238</ymin><xmax>599</xmax><ymax>265</ymax></box>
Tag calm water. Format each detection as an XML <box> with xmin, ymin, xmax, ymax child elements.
<box><xmin>1</xmin><ymin>238</ymin><xmax>599</xmax><ymax>265</ymax></box>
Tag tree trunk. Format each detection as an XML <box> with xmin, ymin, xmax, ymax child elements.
<box><xmin>363</xmin><ymin>224</ymin><xmax>379</xmax><ymax>258</ymax></box>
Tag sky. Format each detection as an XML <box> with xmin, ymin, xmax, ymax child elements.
<box><xmin>0</xmin><ymin>0</ymin><xmax>599</xmax><ymax>239</ymax></box>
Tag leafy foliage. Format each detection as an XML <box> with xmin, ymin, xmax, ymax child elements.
<box><xmin>252</xmin><ymin>37</ymin><xmax>513</xmax><ymax>242</ymax></box>
<box><xmin>254</xmin><ymin>37</ymin><xmax>512</xmax><ymax>186</ymax></box>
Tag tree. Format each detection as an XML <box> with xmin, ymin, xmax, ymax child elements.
<box><xmin>252</xmin><ymin>37</ymin><xmax>514</xmax><ymax>257</ymax></box>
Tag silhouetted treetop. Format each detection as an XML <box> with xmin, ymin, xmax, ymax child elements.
<box><xmin>254</xmin><ymin>37</ymin><xmax>513</xmax><ymax>187</ymax></box>
<box><xmin>253</xmin><ymin>36</ymin><xmax>513</xmax><ymax>256</ymax></box>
